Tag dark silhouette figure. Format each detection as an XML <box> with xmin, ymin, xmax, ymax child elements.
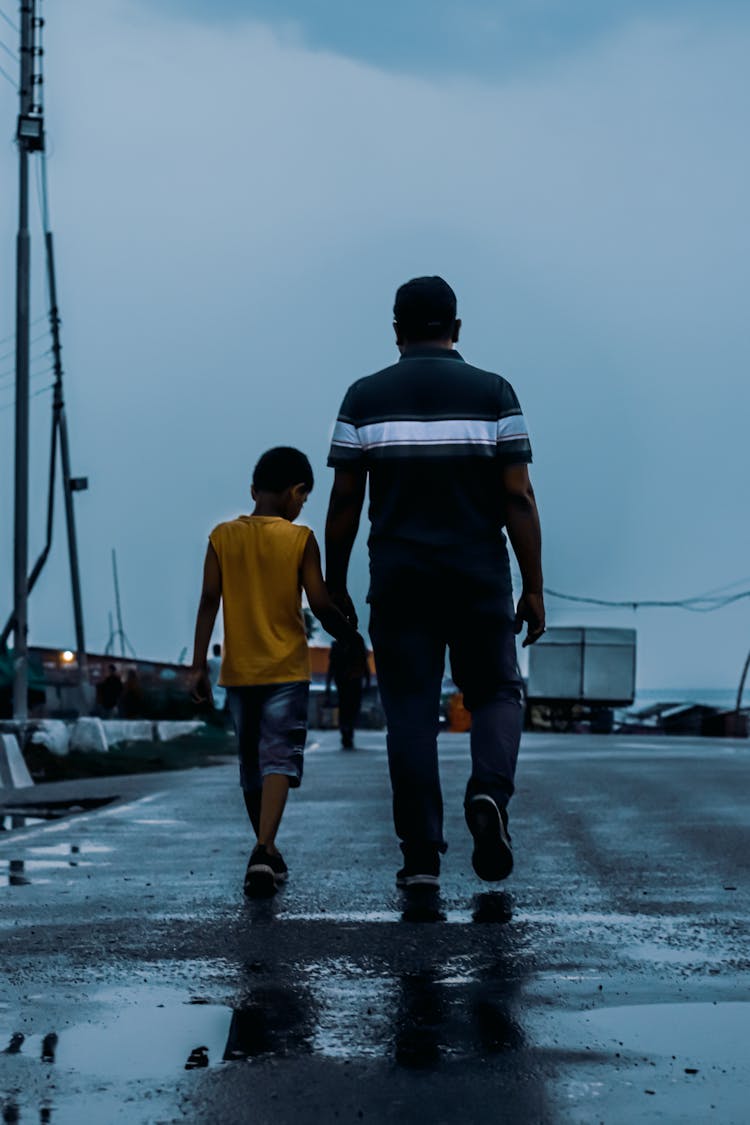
<box><xmin>326</xmin><ymin>636</ymin><xmax>370</xmax><ymax>750</ymax></box>
<box><xmin>97</xmin><ymin>663</ymin><xmax>123</xmax><ymax>716</ymax></box>
<box><xmin>118</xmin><ymin>669</ymin><xmax>143</xmax><ymax>718</ymax></box>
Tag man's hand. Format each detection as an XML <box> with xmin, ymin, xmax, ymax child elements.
<box><xmin>329</xmin><ymin>587</ymin><xmax>358</xmax><ymax>628</ymax></box>
<box><xmin>338</xmin><ymin>632</ymin><xmax>368</xmax><ymax>679</ymax></box>
<box><xmin>514</xmin><ymin>591</ymin><xmax>546</xmax><ymax>647</ymax></box>
<box><xmin>190</xmin><ymin>665</ymin><xmax>213</xmax><ymax>706</ymax></box>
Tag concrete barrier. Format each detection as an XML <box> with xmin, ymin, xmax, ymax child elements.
<box><xmin>29</xmin><ymin>720</ymin><xmax>71</xmax><ymax>758</ymax></box>
<box><xmin>156</xmin><ymin>721</ymin><xmax>205</xmax><ymax>742</ymax></box>
<box><xmin>69</xmin><ymin>718</ymin><xmax>109</xmax><ymax>754</ymax></box>
<box><xmin>0</xmin><ymin>732</ymin><xmax>34</xmax><ymax>789</ymax></box>
<box><xmin>101</xmin><ymin>720</ymin><xmax>154</xmax><ymax>746</ymax></box>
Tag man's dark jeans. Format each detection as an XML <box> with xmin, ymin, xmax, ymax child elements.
<box><xmin>368</xmin><ymin>538</ymin><xmax>523</xmax><ymax>855</ymax></box>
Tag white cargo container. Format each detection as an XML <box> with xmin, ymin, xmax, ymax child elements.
<box><xmin>527</xmin><ymin>627</ymin><xmax>636</xmax><ymax>706</ymax></box>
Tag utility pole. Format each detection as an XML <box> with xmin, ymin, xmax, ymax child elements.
<box><xmin>113</xmin><ymin>550</ymin><xmax>125</xmax><ymax>659</ymax></box>
<box><xmin>12</xmin><ymin>0</ymin><xmax>43</xmax><ymax>723</ymax></box>
<box><xmin>45</xmin><ymin>212</ymin><xmax>89</xmax><ymax>698</ymax></box>
<box><xmin>110</xmin><ymin>549</ymin><xmax>136</xmax><ymax>660</ymax></box>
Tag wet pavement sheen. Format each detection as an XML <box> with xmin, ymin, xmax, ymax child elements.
<box><xmin>0</xmin><ymin>731</ymin><xmax>748</xmax><ymax>1123</ymax></box>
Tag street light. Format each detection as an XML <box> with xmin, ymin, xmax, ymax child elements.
<box><xmin>60</xmin><ymin>650</ymin><xmax>75</xmax><ymax>664</ymax></box>
<box><xmin>16</xmin><ymin>113</ymin><xmax>44</xmax><ymax>152</ymax></box>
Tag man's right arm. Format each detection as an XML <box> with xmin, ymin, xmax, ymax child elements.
<box><xmin>502</xmin><ymin>464</ymin><xmax>545</xmax><ymax>646</ymax></box>
<box><xmin>324</xmin><ymin>467</ymin><xmax>367</xmax><ymax>625</ymax></box>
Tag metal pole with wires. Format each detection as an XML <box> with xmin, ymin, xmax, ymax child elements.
<box><xmin>40</xmin><ymin>148</ymin><xmax>90</xmax><ymax>703</ymax></box>
<box><xmin>12</xmin><ymin>0</ymin><xmax>42</xmax><ymax>723</ymax></box>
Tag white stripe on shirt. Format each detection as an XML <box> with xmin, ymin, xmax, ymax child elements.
<box><xmin>331</xmin><ymin>416</ymin><xmax>528</xmax><ymax>450</ymax></box>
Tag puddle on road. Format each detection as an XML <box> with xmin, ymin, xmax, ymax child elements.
<box><xmin>0</xmin><ymin>842</ymin><xmax>105</xmax><ymax>886</ymax></box>
<box><xmin>1</xmin><ymin>999</ymin><xmax>232</xmax><ymax>1080</ymax></box>
<box><xmin>556</xmin><ymin>1000</ymin><xmax>750</xmax><ymax>1070</ymax></box>
<box><xmin>0</xmin><ymin>958</ymin><xmax>527</xmax><ymax>1080</ymax></box>
<box><xmin>1</xmin><ymin>814</ymin><xmax>47</xmax><ymax>832</ymax></box>
<box><xmin>0</xmin><ymin>797</ymin><xmax>115</xmax><ymax>827</ymax></box>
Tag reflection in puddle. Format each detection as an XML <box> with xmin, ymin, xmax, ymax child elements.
<box><xmin>473</xmin><ymin>892</ymin><xmax>513</xmax><ymax>925</ymax></box>
<box><xmin>395</xmin><ymin>972</ymin><xmax>445</xmax><ymax>1068</ymax></box>
<box><xmin>223</xmin><ymin>985</ymin><xmax>315</xmax><ymax>1061</ymax></box>
<box><xmin>0</xmin><ymin>796</ymin><xmax>115</xmax><ymax>832</ymax></box>
<box><xmin>1</xmin><ymin>815</ymin><xmax>46</xmax><ymax>832</ymax></box>
<box><xmin>0</xmin><ymin>841</ymin><xmax>101</xmax><ymax>885</ymax></box>
<box><xmin>0</xmin><ymin>860</ymin><xmax>32</xmax><ymax>887</ymax></box>
<box><xmin>1</xmin><ymin>1104</ymin><xmax>52</xmax><ymax>1124</ymax></box>
<box><xmin>0</xmin><ymin>954</ymin><xmax>527</xmax><ymax>1079</ymax></box>
<box><xmin>400</xmin><ymin>887</ymin><xmax>445</xmax><ymax>923</ymax></box>
<box><xmin>1</xmin><ymin>1000</ymin><xmax>233</xmax><ymax>1080</ymax></box>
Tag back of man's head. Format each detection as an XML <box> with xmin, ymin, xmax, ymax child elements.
<box><xmin>393</xmin><ymin>276</ymin><xmax>458</xmax><ymax>342</ymax></box>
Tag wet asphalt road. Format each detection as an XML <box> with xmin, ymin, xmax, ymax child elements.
<box><xmin>1</xmin><ymin>731</ymin><xmax>749</xmax><ymax>1125</ymax></box>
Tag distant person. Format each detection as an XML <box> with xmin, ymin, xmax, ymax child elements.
<box><xmin>326</xmin><ymin>636</ymin><xmax>371</xmax><ymax>750</ymax></box>
<box><xmin>206</xmin><ymin>643</ymin><xmax>227</xmax><ymax>714</ymax></box>
<box><xmin>118</xmin><ymin>668</ymin><xmax>143</xmax><ymax>718</ymax></box>
<box><xmin>191</xmin><ymin>446</ymin><xmax>362</xmax><ymax>896</ymax></box>
<box><xmin>325</xmin><ymin>277</ymin><xmax>545</xmax><ymax>889</ymax></box>
<box><xmin>98</xmin><ymin>663</ymin><xmax>123</xmax><ymax>717</ymax></box>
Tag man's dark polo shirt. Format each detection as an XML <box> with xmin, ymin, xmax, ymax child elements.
<box><xmin>327</xmin><ymin>347</ymin><xmax>532</xmax><ymax>548</ymax></box>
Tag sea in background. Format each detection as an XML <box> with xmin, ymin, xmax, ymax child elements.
<box><xmin>632</xmin><ymin>688</ymin><xmax>742</xmax><ymax>711</ymax></box>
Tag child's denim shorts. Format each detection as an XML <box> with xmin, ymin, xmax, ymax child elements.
<box><xmin>226</xmin><ymin>681</ymin><xmax>309</xmax><ymax>792</ymax></box>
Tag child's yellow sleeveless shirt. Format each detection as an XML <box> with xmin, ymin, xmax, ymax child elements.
<box><xmin>209</xmin><ymin>516</ymin><xmax>311</xmax><ymax>686</ymax></box>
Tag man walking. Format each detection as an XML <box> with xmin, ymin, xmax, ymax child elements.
<box><xmin>325</xmin><ymin>277</ymin><xmax>544</xmax><ymax>888</ymax></box>
<box><xmin>326</xmin><ymin>636</ymin><xmax>371</xmax><ymax>750</ymax></box>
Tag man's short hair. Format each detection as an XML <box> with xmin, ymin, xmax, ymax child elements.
<box><xmin>393</xmin><ymin>276</ymin><xmax>457</xmax><ymax>340</ymax></box>
<box><xmin>253</xmin><ymin>447</ymin><xmax>314</xmax><ymax>493</ymax></box>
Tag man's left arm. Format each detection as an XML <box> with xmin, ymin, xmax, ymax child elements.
<box><xmin>503</xmin><ymin>464</ymin><xmax>545</xmax><ymax>647</ymax></box>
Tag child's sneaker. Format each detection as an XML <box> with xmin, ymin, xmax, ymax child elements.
<box><xmin>396</xmin><ymin>845</ymin><xmax>440</xmax><ymax>889</ymax></box>
<box><xmin>465</xmin><ymin>795</ymin><xmax>513</xmax><ymax>881</ymax></box>
<box><xmin>244</xmin><ymin>845</ymin><xmax>288</xmax><ymax>897</ymax></box>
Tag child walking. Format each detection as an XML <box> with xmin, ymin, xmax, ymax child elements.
<box><xmin>191</xmin><ymin>446</ymin><xmax>361</xmax><ymax>896</ymax></box>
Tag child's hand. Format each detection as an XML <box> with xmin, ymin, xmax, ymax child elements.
<box><xmin>190</xmin><ymin>666</ymin><xmax>213</xmax><ymax>706</ymax></box>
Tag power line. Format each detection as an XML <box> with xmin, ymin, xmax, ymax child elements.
<box><xmin>0</xmin><ymin>6</ymin><xmax>18</xmax><ymax>33</ymax></box>
<box><xmin>0</xmin><ymin>367</ymin><xmax>56</xmax><ymax>398</ymax></box>
<box><xmin>0</xmin><ymin>350</ymin><xmax>54</xmax><ymax>380</ymax></box>
<box><xmin>0</xmin><ymin>382</ymin><xmax>54</xmax><ymax>413</ymax></box>
<box><xmin>0</xmin><ymin>366</ymin><xmax>54</xmax><ymax>394</ymax></box>
<box><xmin>0</xmin><ymin>36</ymin><xmax>17</xmax><ymax>61</ymax></box>
<box><xmin>0</xmin><ymin>315</ymin><xmax>46</xmax><ymax>348</ymax></box>
<box><xmin>0</xmin><ymin>330</ymin><xmax>51</xmax><ymax>364</ymax></box>
<box><xmin>544</xmin><ymin>586</ymin><xmax>750</xmax><ymax>613</ymax></box>
<box><xmin>0</xmin><ymin>57</ymin><xmax>14</xmax><ymax>88</ymax></box>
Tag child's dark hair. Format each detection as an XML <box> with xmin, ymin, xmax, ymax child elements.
<box><xmin>253</xmin><ymin>447</ymin><xmax>314</xmax><ymax>493</ymax></box>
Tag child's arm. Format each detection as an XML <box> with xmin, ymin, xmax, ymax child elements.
<box><xmin>191</xmin><ymin>542</ymin><xmax>222</xmax><ymax>702</ymax></box>
<box><xmin>301</xmin><ymin>534</ymin><xmax>360</xmax><ymax>647</ymax></box>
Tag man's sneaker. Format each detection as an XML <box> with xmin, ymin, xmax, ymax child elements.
<box><xmin>244</xmin><ymin>845</ymin><xmax>288</xmax><ymax>897</ymax></box>
<box><xmin>396</xmin><ymin>846</ymin><xmax>440</xmax><ymax>889</ymax></box>
<box><xmin>465</xmin><ymin>795</ymin><xmax>513</xmax><ymax>881</ymax></box>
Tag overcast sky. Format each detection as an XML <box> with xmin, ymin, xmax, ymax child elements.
<box><xmin>0</xmin><ymin>0</ymin><xmax>748</xmax><ymax>691</ymax></box>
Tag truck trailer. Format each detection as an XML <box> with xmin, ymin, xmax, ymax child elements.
<box><xmin>526</xmin><ymin>627</ymin><xmax>636</xmax><ymax>732</ymax></box>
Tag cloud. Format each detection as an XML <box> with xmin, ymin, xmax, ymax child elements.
<box><xmin>0</xmin><ymin>0</ymin><xmax>748</xmax><ymax>688</ymax></box>
<box><xmin>147</xmin><ymin>0</ymin><xmax>750</xmax><ymax>81</ymax></box>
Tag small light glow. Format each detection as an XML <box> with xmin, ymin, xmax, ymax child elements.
<box><xmin>61</xmin><ymin>650</ymin><xmax>75</xmax><ymax>664</ymax></box>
